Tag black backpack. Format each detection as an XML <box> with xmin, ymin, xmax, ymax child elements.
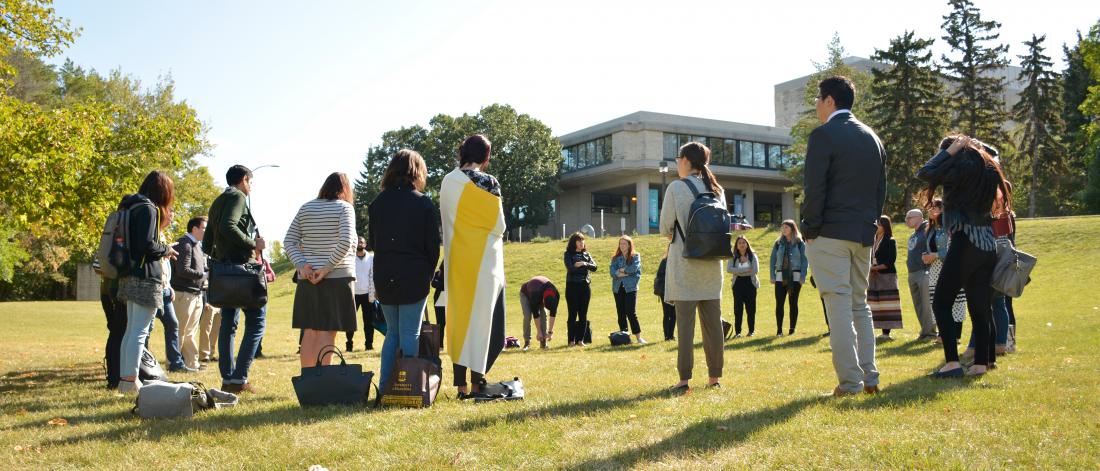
<box><xmin>673</xmin><ymin>178</ymin><xmax>733</xmax><ymax>260</ymax></box>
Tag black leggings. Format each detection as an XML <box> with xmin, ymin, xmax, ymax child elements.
<box><xmin>453</xmin><ymin>363</ymin><xmax>484</xmax><ymax>388</ymax></box>
<box><xmin>933</xmin><ymin>232</ymin><xmax>997</xmax><ymax>365</ymax></box>
<box><xmin>102</xmin><ymin>291</ymin><xmax>127</xmax><ymax>385</ymax></box>
<box><xmin>775</xmin><ymin>282</ymin><xmax>802</xmax><ymax>333</ymax></box>
<box><xmin>659</xmin><ymin>296</ymin><xmax>676</xmax><ymax>340</ymax></box>
<box><xmin>566</xmin><ymin>281</ymin><xmax>591</xmax><ymax>343</ymax></box>
<box><xmin>345</xmin><ymin>294</ymin><xmax>375</xmax><ymax>347</ymax></box>
<box><xmin>732</xmin><ymin>277</ymin><xmax>757</xmax><ymax>335</ymax></box>
<box><xmin>613</xmin><ymin>286</ymin><xmax>641</xmax><ymax>334</ymax></box>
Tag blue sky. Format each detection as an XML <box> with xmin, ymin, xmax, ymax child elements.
<box><xmin>49</xmin><ymin>0</ymin><xmax>1098</xmax><ymax>242</ymax></box>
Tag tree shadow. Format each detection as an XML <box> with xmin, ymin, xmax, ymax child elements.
<box><xmin>0</xmin><ymin>365</ymin><xmax>102</xmax><ymax>394</ymax></box>
<box><xmin>568</xmin><ymin>373</ymin><xmax>974</xmax><ymax>470</ymax></box>
<box><xmin>451</xmin><ymin>388</ymin><xmax>673</xmax><ymax>432</ymax></box>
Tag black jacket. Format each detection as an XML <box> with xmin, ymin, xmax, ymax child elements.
<box><xmin>799</xmin><ymin>112</ymin><xmax>887</xmax><ymax>246</ymax></box>
<box><xmin>873</xmin><ymin>236</ymin><xmax>897</xmax><ymax>274</ymax></box>
<box><xmin>564</xmin><ymin>251</ymin><xmax>597</xmax><ymax>283</ymax></box>
<box><xmin>170</xmin><ymin>234</ymin><xmax>206</xmax><ymax>294</ymax></box>
<box><xmin>122</xmin><ymin>194</ymin><xmax>170</xmax><ymax>281</ymax></box>
<box><xmin>916</xmin><ymin>149</ymin><xmax>1002</xmax><ymax>228</ymax></box>
<box><xmin>368</xmin><ymin>184</ymin><xmax>441</xmax><ymax>305</ymax></box>
<box><xmin>653</xmin><ymin>258</ymin><xmax>667</xmax><ymax>298</ymax></box>
<box><xmin>203</xmin><ymin>187</ymin><xmax>257</xmax><ymax>263</ymax></box>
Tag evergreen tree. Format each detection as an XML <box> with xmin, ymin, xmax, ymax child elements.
<box><xmin>1080</xmin><ymin>21</ymin><xmax>1100</xmax><ymax>213</ymax></box>
<box><xmin>1063</xmin><ymin>29</ymin><xmax>1098</xmax><ymax>214</ymax></box>
<box><xmin>939</xmin><ymin>0</ymin><xmax>1010</xmax><ymax>150</ymax></box>
<box><xmin>1012</xmin><ymin>34</ymin><xmax>1068</xmax><ymax>217</ymax></box>
<box><xmin>785</xmin><ymin>33</ymin><xmax>873</xmax><ymax>199</ymax></box>
<box><xmin>867</xmin><ymin>31</ymin><xmax>948</xmax><ymax>215</ymax></box>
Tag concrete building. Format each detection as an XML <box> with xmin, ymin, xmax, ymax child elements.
<box><xmin>544</xmin><ymin>111</ymin><xmax>794</xmax><ymax>238</ymax></box>
<box><xmin>773</xmin><ymin>56</ymin><xmax>1026</xmax><ymax>129</ymax></box>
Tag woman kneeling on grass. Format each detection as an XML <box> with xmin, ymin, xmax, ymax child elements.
<box><xmin>285</xmin><ymin>172</ymin><xmax>358</xmax><ymax>368</ymax></box>
<box><xmin>659</xmin><ymin>141</ymin><xmax>726</xmax><ymax>392</ymax></box>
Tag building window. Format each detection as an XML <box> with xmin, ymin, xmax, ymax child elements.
<box><xmin>767</xmin><ymin>144</ymin><xmax>783</xmax><ymax>169</ymax></box>
<box><xmin>563</xmin><ymin>135</ymin><xmax>613</xmax><ymax>172</ymax></box>
<box><xmin>753</xmin><ymin>142</ymin><xmax>766</xmax><ymax>168</ymax></box>
<box><xmin>663</xmin><ymin>134</ymin><xmax>678</xmax><ymax>160</ymax></box>
<box><xmin>592</xmin><ymin>193</ymin><xmax>631</xmax><ymax>214</ymax></box>
<box><xmin>739</xmin><ymin>140</ymin><xmax>753</xmax><ymax>167</ymax></box>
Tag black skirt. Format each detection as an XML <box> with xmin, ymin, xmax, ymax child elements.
<box><xmin>292</xmin><ymin>277</ymin><xmax>357</xmax><ymax>332</ymax></box>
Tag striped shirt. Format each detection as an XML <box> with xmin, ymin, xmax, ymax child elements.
<box><xmin>284</xmin><ymin>199</ymin><xmax>357</xmax><ymax>279</ymax></box>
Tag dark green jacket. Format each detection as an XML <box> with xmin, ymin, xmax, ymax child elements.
<box><xmin>203</xmin><ymin>187</ymin><xmax>257</xmax><ymax>263</ymax></box>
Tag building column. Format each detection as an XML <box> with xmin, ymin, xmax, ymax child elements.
<box><xmin>743</xmin><ymin>183</ymin><xmax>755</xmax><ymax>227</ymax></box>
<box><xmin>782</xmin><ymin>192</ymin><xmax>796</xmax><ymax>222</ymax></box>
<box><xmin>635</xmin><ymin>176</ymin><xmax>650</xmax><ymax>236</ymax></box>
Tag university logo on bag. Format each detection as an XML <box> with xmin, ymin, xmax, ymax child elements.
<box><xmin>398</xmin><ymin>371</ymin><xmax>407</xmax><ymax>382</ymax></box>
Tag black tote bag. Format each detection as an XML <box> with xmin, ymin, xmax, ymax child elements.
<box><xmin>291</xmin><ymin>346</ymin><xmax>376</xmax><ymax>407</ymax></box>
<box><xmin>207</xmin><ymin>260</ymin><xmax>268</xmax><ymax>309</ymax></box>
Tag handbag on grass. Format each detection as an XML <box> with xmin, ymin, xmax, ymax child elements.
<box><xmin>133</xmin><ymin>381</ymin><xmax>238</xmax><ymax>419</ymax></box>
<box><xmin>609</xmin><ymin>331</ymin><xmax>632</xmax><ymax>346</ymax></box>
<box><xmin>291</xmin><ymin>346</ymin><xmax>376</xmax><ymax>408</ymax></box>
<box><xmin>379</xmin><ymin>351</ymin><xmax>442</xmax><ymax>408</ymax></box>
<box><xmin>991</xmin><ymin>239</ymin><xmax>1036</xmax><ymax>298</ymax></box>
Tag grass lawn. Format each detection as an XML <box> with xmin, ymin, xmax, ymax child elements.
<box><xmin>2</xmin><ymin>217</ymin><xmax>1099</xmax><ymax>470</ymax></box>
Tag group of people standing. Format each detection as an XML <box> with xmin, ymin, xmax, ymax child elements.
<box><xmin>101</xmin><ymin>75</ymin><xmax>1021</xmax><ymax>401</ymax></box>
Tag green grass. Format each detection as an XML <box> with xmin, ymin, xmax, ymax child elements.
<box><xmin>2</xmin><ymin>217</ymin><xmax>1099</xmax><ymax>469</ymax></box>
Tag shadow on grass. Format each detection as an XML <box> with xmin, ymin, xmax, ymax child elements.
<box><xmin>567</xmin><ymin>374</ymin><xmax>973</xmax><ymax>470</ymax></box>
<box><xmin>722</xmin><ymin>336</ymin><xmax>775</xmax><ymax>351</ymax></box>
<box><xmin>757</xmin><ymin>335</ymin><xmax>823</xmax><ymax>352</ymax></box>
<box><xmin>451</xmin><ymin>388</ymin><xmax>673</xmax><ymax>432</ymax></box>
<box><xmin>877</xmin><ymin>339</ymin><xmax>940</xmax><ymax>357</ymax></box>
<box><xmin>0</xmin><ymin>365</ymin><xmax>102</xmax><ymax>394</ymax></box>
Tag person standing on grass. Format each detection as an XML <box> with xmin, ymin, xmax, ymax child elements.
<box><xmin>917</xmin><ymin>135</ymin><xmax>1011</xmax><ymax>378</ymax></box>
<box><xmin>197</xmin><ymin>275</ymin><xmax>220</xmax><ymax>364</ymax></box>
<box><xmin>924</xmin><ymin>199</ymin><xmax>966</xmax><ymax>344</ymax></box>
<box><xmin>204</xmin><ymin>164</ymin><xmax>267</xmax><ymax>394</ymax></box>
<box><xmin>770</xmin><ymin>220</ymin><xmax>807</xmax><ymax>336</ymax></box>
<box><xmin>519</xmin><ymin>276</ymin><xmax>560</xmax><ymax>350</ymax></box>
<box><xmin>869</xmin><ymin>215</ymin><xmax>902</xmax><ymax>341</ymax></box>
<box><xmin>440</xmin><ymin>135</ymin><xmax>507</xmax><ymax>398</ymax></box>
<box><xmin>610</xmin><ymin>235</ymin><xmax>646</xmax><ymax>344</ymax></box>
<box><xmin>170</xmin><ymin>216</ymin><xmax>208</xmax><ymax>371</ymax></box>
<box><xmin>904</xmin><ymin>208</ymin><xmax>939</xmax><ymax>341</ymax></box>
<box><xmin>285</xmin><ymin>172</ymin><xmax>358</xmax><ymax>368</ymax></box>
<box><xmin>727</xmin><ymin>235</ymin><xmax>759</xmax><ymax>338</ymax></box>
<box><xmin>117</xmin><ymin>171</ymin><xmax>179</xmax><ymax>394</ymax></box>
<box><xmin>346</xmin><ymin>237</ymin><xmax>377</xmax><ymax>352</ymax></box>
<box><xmin>370</xmin><ymin>149</ymin><xmax>441</xmax><ymax>389</ymax></box>
<box><xmin>659</xmin><ymin>141</ymin><xmax>726</xmax><ymax>392</ymax></box>
<box><xmin>653</xmin><ymin>248</ymin><xmax>676</xmax><ymax>342</ymax></box>
<box><xmin>564</xmin><ymin>232</ymin><xmax>597</xmax><ymax>347</ymax></box>
<box><xmin>800</xmin><ymin>76</ymin><xmax>885</xmax><ymax>397</ymax></box>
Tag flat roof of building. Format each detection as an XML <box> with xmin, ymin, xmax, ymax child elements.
<box><xmin>558</xmin><ymin>111</ymin><xmax>793</xmax><ymax>147</ymax></box>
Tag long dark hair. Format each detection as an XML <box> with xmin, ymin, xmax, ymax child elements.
<box><xmin>138</xmin><ymin>170</ymin><xmax>174</xmax><ymax>229</ymax></box>
<box><xmin>925</xmin><ymin>198</ymin><xmax>944</xmax><ymax>234</ymax></box>
<box><xmin>734</xmin><ymin>235</ymin><xmax>754</xmax><ymax>262</ymax></box>
<box><xmin>919</xmin><ymin>136</ymin><xmax>1012</xmax><ymax>218</ymax></box>
<box><xmin>566</xmin><ymin>232</ymin><xmax>586</xmax><ymax>254</ymax></box>
<box><xmin>678</xmin><ymin>142</ymin><xmax>723</xmax><ymax>195</ymax></box>
<box><xmin>876</xmin><ymin>215</ymin><xmax>893</xmax><ymax>239</ymax></box>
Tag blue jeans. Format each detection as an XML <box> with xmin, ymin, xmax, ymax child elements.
<box><xmin>378</xmin><ymin>299</ymin><xmax>427</xmax><ymax>387</ymax></box>
<box><xmin>218</xmin><ymin>306</ymin><xmax>266</xmax><ymax>384</ymax></box>
<box><xmin>120</xmin><ymin>301</ymin><xmax>157</xmax><ymax>379</ymax></box>
<box><xmin>968</xmin><ymin>294</ymin><xmax>1010</xmax><ymax>348</ymax></box>
<box><xmin>154</xmin><ymin>288</ymin><xmax>185</xmax><ymax>369</ymax></box>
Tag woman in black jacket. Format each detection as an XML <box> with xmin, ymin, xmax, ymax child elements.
<box><xmin>917</xmin><ymin>135</ymin><xmax>1011</xmax><ymax>378</ymax></box>
<box><xmin>117</xmin><ymin>171</ymin><xmax>178</xmax><ymax>394</ymax></box>
<box><xmin>868</xmin><ymin>215</ymin><xmax>902</xmax><ymax>340</ymax></box>
<box><xmin>368</xmin><ymin>149</ymin><xmax>441</xmax><ymax>388</ymax></box>
<box><xmin>564</xmin><ymin>232</ymin><xmax>597</xmax><ymax>347</ymax></box>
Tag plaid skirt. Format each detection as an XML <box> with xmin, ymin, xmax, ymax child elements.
<box><xmin>868</xmin><ymin>271</ymin><xmax>903</xmax><ymax>329</ymax></box>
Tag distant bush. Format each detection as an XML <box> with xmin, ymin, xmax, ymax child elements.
<box><xmin>529</xmin><ymin>236</ymin><xmax>553</xmax><ymax>244</ymax></box>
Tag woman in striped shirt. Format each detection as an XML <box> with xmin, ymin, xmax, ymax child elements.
<box><xmin>285</xmin><ymin>172</ymin><xmax>358</xmax><ymax>368</ymax></box>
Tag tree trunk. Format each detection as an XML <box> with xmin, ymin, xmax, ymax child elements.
<box><xmin>1029</xmin><ymin>121</ymin><xmax>1039</xmax><ymax>218</ymax></box>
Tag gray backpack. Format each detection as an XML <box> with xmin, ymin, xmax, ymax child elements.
<box><xmin>133</xmin><ymin>381</ymin><xmax>238</xmax><ymax>419</ymax></box>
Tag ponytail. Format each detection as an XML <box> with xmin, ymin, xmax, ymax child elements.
<box><xmin>678</xmin><ymin>141</ymin><xmax>723</xmax><ymax>195</ymax></box>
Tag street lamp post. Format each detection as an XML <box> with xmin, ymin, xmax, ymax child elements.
<box><xmin>658</xmin><ymin>160</ymin><xmax>669</xmax><ymax>212</ymax></box>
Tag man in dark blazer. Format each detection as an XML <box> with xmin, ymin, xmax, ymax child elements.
<box><xmin>171</xmin><ymin>216</ymin><xmax>207</xmax><ymax>371</ymax></box>
<box><xmin>800</xmin><ymin>76</ymin><xmax>886</xmax><ymax>397</ymax></box>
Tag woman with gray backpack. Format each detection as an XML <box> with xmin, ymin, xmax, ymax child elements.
<box><xmin>116</xmin><ymin>171</ymin><xmax>179</xmax><ymax>394</ymax></box>
<box><xmin>659</xmin><ymin>141</ymin><xmax>727</xmax><ymax>393</ymax></box>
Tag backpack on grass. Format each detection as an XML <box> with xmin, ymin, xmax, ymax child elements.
<box><xmin>673</xmin><ymin>178</ymin><xmax>733</xmax><ymax>260</ymax></box>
